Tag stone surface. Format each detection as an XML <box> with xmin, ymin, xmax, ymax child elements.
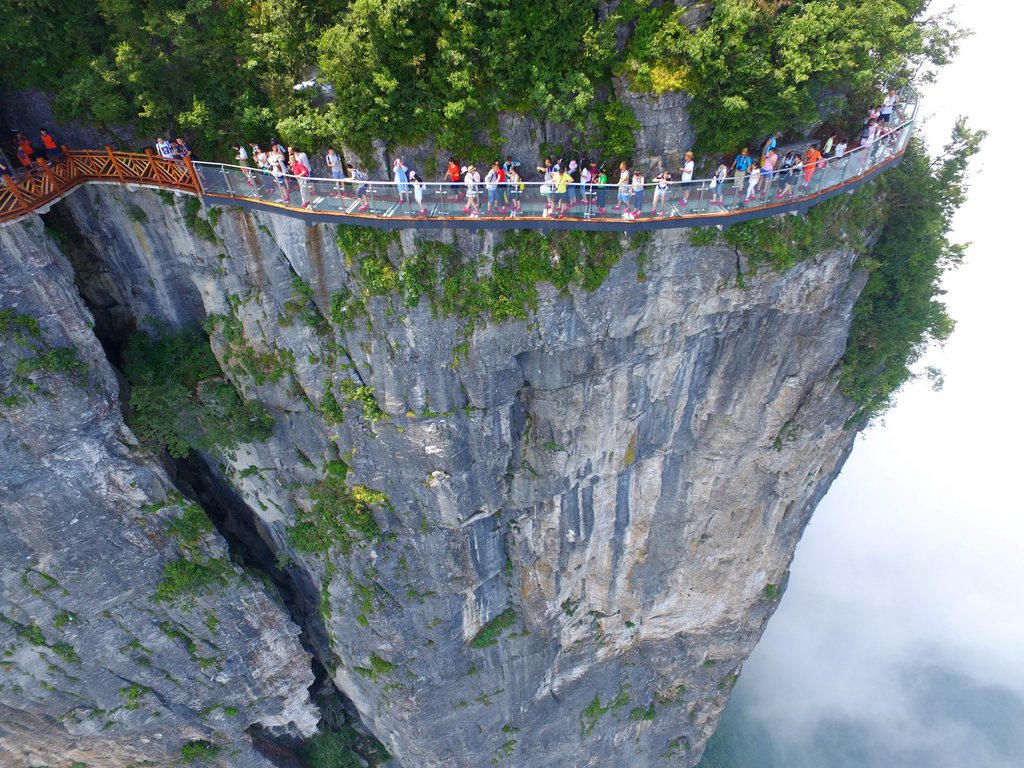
<box><xmin>0</xmin><ymin>181</ymin><xmax>868</xmax><ymax>766</ymax></box>
<box><xmin>0</xmin><ymin>217</ymin><xmax>317</xmax><ymax>768</ymax></box>
<box><xmin>613</xmin><ymin>77</ymin><xmax>697</xmax><ymax>173</ymax></box>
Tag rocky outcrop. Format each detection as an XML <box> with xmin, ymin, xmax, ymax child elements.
<box><xmin>0</xmin><ymin>180</ymin><xmax>867</xmax><ymax>766</ymax></box>
<box><xmin>0</xmin><ymin>217</ymin><xmax>318</xmax><ymax>768</ymax></box>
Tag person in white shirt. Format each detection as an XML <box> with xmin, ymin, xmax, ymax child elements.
<box><xmin>745</xmin><ymin>162</ymin><xmax>761</xmax><ymax>202</ymax></box>
<box><xmin>463</xmin><ymin>165</ymin><xmax>481</xmax><ymax>217</ymax></box>
<box><xmin>879</xmin><ymin>89</ymin><xmax>898</xmax><ymax>123</ymax></box>
<box><xmin>235</xmin><ymin>143</ymin><xmax>255</xmax><ymax>186</ymax></box>
<box><xmin>580</xmin><ymin>163</ymin><xmax>593</xmax><ymax>208</ymax></box>
<box><xmin>156</xmin><ymin>137</ymin><xmax>173</xmax><ymax>160</ymax></box>
<box><xmin>678</xmin><ymin>150</ymin><xmax>695</xmax><ymax>205</ymax></box>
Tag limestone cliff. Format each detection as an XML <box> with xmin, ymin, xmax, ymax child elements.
<box><xmin>0</xmin><ymin>181</ymin><xmax>866</xmax><ymax>767</ymax></box>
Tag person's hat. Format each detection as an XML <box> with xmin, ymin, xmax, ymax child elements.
<box><xmin>467</xmin><ymin>164</ymin><xmax>476</xmax><ymax>172</ymax></box>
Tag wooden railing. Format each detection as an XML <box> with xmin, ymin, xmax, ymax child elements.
<box><xmin>0</xmin><ymin>148</ymin><xmax>201</xmax><ymax>224</ymax></box>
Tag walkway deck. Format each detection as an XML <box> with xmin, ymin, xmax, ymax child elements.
<box><xmin>0</xmin><ymin>105</ymin><xmax>915</xmax><ymax>232</ymax></box>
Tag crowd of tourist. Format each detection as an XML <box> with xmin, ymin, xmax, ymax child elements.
<box><xmin>0</xmin><ymin>128</ymin><xmax>64</xmax><ymax>178</ymax></box>
<box><xmin>3</xmin><ymin>89</ymin><xmax>905</xmax><ymax>223</ymax></box>
<box><xmin>205</xmin><ymin>90</ymin><xmax>903</xmax><ymax>219</ymax></box>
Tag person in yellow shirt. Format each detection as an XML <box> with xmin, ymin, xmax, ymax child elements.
<box><xmin>554</xmin><ymin>167</ymin><xmax>573</xmax><ymax>218</ymax></box>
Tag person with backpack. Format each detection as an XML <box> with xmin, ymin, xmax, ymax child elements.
<box><xmin>484</xmin><ymin>162</ymin><xmax>506</xmax><ymax>215</ymax></box>
<box><xmin>711</xmin><ymin>160</ymin><xmax>728</xmax><ymax>206</ymax></box>
<box><xmin>731</xmin><ymin>147</ymin><xmax>752</xmax><ymax>195</ymax></box>
<box><xmin>156</xmin><ymin>137</ymin><xmax>174</xmax><ymax>160</ymax></box>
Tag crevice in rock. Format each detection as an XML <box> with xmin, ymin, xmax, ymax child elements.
<box><xmin>38</xmin><ymin>206</ymin><xmax>382</xmax><ymax>765</ymax></box>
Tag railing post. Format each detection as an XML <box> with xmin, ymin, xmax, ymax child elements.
<box><xmin>3</xmin><ymin>174</ymin><xmax>31</xmax><ymax>215</ymax></box>
<box><xmin>182</xmin><ymin>154</ymin><xmax>204</xmax><ymax>197</ymax></box>
<box><xmin>35</xmin><ymin>157</ymin><xmax>58</xmax><ymax>190</ymax></box>
<box><xmin>105</xmin><ymin>145</ymin><xmax>127</xmax><ymax>184</ymax></box>
<box><xmin>144</xmin><ymin>148</ymin><xmax>166</xmax><ymax>184</ymax></box>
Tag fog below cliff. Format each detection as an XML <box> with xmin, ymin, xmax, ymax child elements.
<box><xmin>700</xmin><ymin>2</ymin><xmax>1024</xmax><ymax>764</ymax></box>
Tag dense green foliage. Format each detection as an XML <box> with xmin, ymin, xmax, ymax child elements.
<box><xmin>840</xmin><ymin>120</ymin><xmax>984</xmax><ymax>422</ymax></box>
<box><xmin>287</xmin><ymin>459</ymin><xmax>390</xmax><ymax>555</ymax></box>
<box><xmin>1</xmin><ymin>1</ymin><xmax>956</xmax><ymax>162</ymax></box>
<box><xmin>698</xmin><ymin>122</ymin><xmax>983</xmax><ymax>423</ymax></box>
<box><xmin>624</xmin><ymin>0</ymin><xmax>960</xmax><ymax>152</ymax></box>
<box><xmin>316</xmin><ymin>0</ymin><xmax>631</xmax><ymax>157</ymax></box>
<box><xmin>335</xmin><ymin>225</ymin><xmax>630</xmax><ymax>327</ymax></box>
<box><xmin>299</xmin><ymin>725</ymin><xmax>390</xmax><ymax>768</ymax></box>
<box><xmin>123</xmin><ymin>327</ymin><xmax>273</xmax><ymax>458</ymax></box>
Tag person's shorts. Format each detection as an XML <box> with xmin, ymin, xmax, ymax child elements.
<box><xmin>357</xmin><ymin>184</ymin><xmax>368</xmax><ymax>197</ymax></box>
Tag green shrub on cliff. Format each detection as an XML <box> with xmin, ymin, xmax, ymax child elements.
<box><xmin>123</xmin><ymin>327</ymin><xmax>273</xmax><ymax>458</ymax></box>
<box><xmin>840</xmin><ymin>120</ymin><xmax>984</xmax><ymax>422</ymax></box>
<box><xmin>287</xmin><ymin>460</ymin><xmax>390</xmax><ymax>555</ymax></box>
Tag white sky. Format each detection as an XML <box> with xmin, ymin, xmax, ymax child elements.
<box><xmin>724</xmin><ymin>0</ymin><xmax>1024</xmax><ymax>755</ymax></box>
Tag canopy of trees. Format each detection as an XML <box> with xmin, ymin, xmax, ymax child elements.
<box><xmin>0</xmin><ymin>1</ymin><xmax>959</xmax><ymax>160</ymax></box>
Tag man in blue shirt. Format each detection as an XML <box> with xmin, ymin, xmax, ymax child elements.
<box><xmin>731</xmin><ymin>148</ymin><xmax>752</xmax><ymax>194</ymax></box>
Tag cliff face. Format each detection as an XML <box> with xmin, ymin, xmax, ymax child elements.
<box><xmin>0</xmin><ymin>216</ymin><xmax>318</xmax><ymax>768</ymax></box>
<box><xmin>0</xmin><ymin>181</ymin><xmax>865</xmax><ymax>766</ymax></box>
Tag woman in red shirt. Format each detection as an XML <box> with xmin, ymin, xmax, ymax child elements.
<box><xmin>289</xmin><ymin>153</ymin><xmax>312</xmax><ymax>208</ymax></box>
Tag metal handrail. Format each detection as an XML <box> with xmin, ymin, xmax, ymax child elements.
<box><xmin>0</xmin><ymin>91</ymin><xmax>917</xmax><ymax>230</ymax></box>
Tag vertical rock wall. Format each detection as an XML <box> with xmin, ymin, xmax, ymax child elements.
<box><xmin>2</xmin><ymin>181</ymin><xmax>867</xmax><ymax>767</ymax></box>
<box><xmin>0</xmin><ymin>217</ymin><xmax>317</xmax><ymax>768</ymax></box>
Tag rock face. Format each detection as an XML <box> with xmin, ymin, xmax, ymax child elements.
<box><xmin>0</xmin><ymin>217</ymin><xmax>319</xmax><ymax>768</ymax></box>
<box><xmin>1</xmin><ymin>181</ymin><xmax>866</xmax><ymax>767</ymax></box>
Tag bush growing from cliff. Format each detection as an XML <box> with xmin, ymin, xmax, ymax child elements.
<box><xmin>840</xmin><ymin>121</ymin><xmax>984</xmax><ymax>422</ymax></box>
<box><xmin>299</xmin><ymin>726</ymin><xmax>372</xmax><ymax>768</ymax></box>
<box><xmin>288</xmin><ymin>460</ymin><xmax>390</xmax><ymax>555</ymax></box>
<box><xmin>123</xmin><ymin>327</ymin><xmax>273</xmax><ymax>458</ymax></box>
